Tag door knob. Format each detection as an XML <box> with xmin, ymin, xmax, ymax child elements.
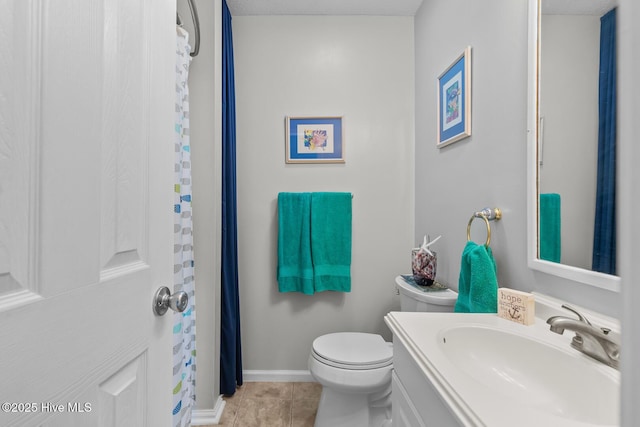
<box><xmin>153</xmin><ymin>286</ymin><xmax>188</xmax><ymax>316</ymax></box>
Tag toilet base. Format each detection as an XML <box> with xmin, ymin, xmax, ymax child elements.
<box><xmin>314</xmin><ymin>381</ymin><xmax>392</xmax><ymax>427</ymax></box>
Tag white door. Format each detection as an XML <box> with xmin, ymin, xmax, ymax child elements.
<box><xmin>0</xmin><ymin>0</ymin><xmax>176</xmax><ymax>426</ymax></box>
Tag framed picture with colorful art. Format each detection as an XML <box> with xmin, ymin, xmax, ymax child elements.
<box><xmin>437</xmin><ymin>47</ymin><xmax>472</xmax><ymax>148</ymax></box>
<box><xmin>285</xmin><ymin>116</ymin><xmax>344</xmax><ymax>164</ymax></box>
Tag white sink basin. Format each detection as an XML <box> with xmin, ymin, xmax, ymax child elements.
<box><xmin>384</xmin><ymin>311</ymin><xmax>621</xmax><ymax>427</ymax></box>
<box><xmin>438</xmin><ymin>325</ymin><xmax>619</xmax><ymax>425</ymax></box>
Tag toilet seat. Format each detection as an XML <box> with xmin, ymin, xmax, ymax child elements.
<box><xmin>312</xmin><ymin>332</ymin><xmax>393</xmax><ymax>370</ymax></box>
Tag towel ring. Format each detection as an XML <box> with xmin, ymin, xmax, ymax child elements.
<box><xmin>467</xmin><ymin>214</ymin><xmax>492</xmax><ymax>247</ymax></box>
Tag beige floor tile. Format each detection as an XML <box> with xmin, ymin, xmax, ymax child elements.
<box><xmin>243</xmin><ymin>382</ymin><xmax>294</xmax><ymax>400</ymax></box>
<box><xmin>292</xmin><ymin>382</ymin><xmax>322</xmax><ymax>402</ymax></box>
<box><xmin>198</xmin><ymin>382</ymin><xmax>319</xmax><ymax>426</ymax></box>
<box><xmin>235</xmin><ymin>397</ymin><xmax>292</xmax><ymax>427</ymax></box>
<box><xmin>222</xmin><ymin>395</ymin><xmax>241</xmax><ymax>413</ymax></box>
<box><xmin>291</xmin><ymin>398</ymin><xmax>319</xmax><ymax>427</ymax></box>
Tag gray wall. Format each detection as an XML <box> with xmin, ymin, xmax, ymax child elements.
<box><xmin>414</xmin><ymin>0</ymin><xmax>619</xmax><ymax>315</ymax></box>
<box><xmin>233</xmin><ymin>16</ymin><xmax>415</xmax><ymax>370</ymax></box>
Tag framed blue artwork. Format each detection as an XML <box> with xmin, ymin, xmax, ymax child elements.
<box><xmin>437</xmin><ymin>47</ymin><xmax>472</xmax><ymax>148</ymax></box>
<box><xmin>285</xmin><ymin>116</ymin><xmax>344</xmax><ymax>163</ymax></box>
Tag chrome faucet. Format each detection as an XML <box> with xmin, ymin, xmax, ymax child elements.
<box><xmin>546</xmin><ymin>304</ymin><xmax>620</xmax><ymax>370</ymax></box>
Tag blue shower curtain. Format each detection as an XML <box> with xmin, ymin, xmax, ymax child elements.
<box><xmin>220</xmin><ymin>0</ymin><xmax>242</xmax><ymax>396</ymax></box>
<box><xmin>592</xmin><ymin>8</ymin><xmax>616</xmax><ymax>275</ymax></box>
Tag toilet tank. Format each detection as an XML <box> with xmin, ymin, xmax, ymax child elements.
<box><xmin>395</xmin><ymin>276</ymin><xmax>457</xmax><ymax>312</ymax></box>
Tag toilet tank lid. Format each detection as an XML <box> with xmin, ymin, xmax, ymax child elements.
<box><xmin>395</xmin><ymin>275</ymin><xmax>458</xmax><ymax>305</ymax></box>
<box><xmin>312</xmin><ymin>332</ymin><xmax>392</xmax><ymax>366</ymax></box>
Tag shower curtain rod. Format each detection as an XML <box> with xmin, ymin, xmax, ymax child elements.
<box><xmin>177</xmin><ymin>0</ymin><xmax>201</xmax><ymax>57</ymax></box>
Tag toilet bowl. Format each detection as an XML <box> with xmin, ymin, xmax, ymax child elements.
<box><xmin>309</xmin><ymin>332</ymin><xmax>393</xmax><ymax>427</ymax></box>
<box><xmin>309</xmin><ymin>276</ymin><xmax>458</xmax><ymax>427</ymax></box>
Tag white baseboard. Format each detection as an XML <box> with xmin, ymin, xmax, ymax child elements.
<box><xmin>242</xmin><ymin>369</ymin><xmax>315</xmax><ymax>383</ymax></box>
<box><xmin>190</xmin><ymin>395</ymin><xmax>226</xmax><ymax>425</ymax></box>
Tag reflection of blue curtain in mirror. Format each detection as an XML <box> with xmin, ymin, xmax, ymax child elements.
<box><xmin>592</xmin><ymin>8</ymin><xmax>617</xmax><ymax>275</ymax></box>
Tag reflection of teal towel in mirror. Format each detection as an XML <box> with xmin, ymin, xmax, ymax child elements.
<box><xmin>454</xmin><ymin>241</ymin><xmax>498</xmax><ymax>313</ymax></box>
<box><xmin>540</xmin><ymin>193</ymin><xmax>561</xmax><ymax>263</ymax></box>
<box><xmin>311</xmin><ymin>192</ymin><xmax>352</xmax><ymax>292</ymax></box>
<box><xmin>277</xmin><ymin>192</ymin><xmax>314</xmax><ymax>294</ymax></box>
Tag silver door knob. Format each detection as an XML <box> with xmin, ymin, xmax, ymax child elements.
<box><xmin>153</xmin><ymin>286</ymin><xmax>188</xmax><ymax>316</ymax></box>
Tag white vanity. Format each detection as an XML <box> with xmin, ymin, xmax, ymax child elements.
<box><xmin>384</xmin><ymin>295</ymin><xmax>620</xmax><ymax>427</ymax></box>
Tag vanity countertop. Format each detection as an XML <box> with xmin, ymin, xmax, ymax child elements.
<box><xmin>385</xmin><ymin>310</ymin><xmax>620</xmax><ymax>427</ymax></box>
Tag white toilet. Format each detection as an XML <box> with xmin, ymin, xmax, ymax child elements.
<box><xmin>308</xmin><ymin>275</ymin><xmax>458</xmax><ymax>427</ymax></box>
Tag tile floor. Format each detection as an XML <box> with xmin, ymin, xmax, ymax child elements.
<box><xmin>204</xmin><ymin>382</ymin><xmax>322</xmax><ymax>427</ymax></box>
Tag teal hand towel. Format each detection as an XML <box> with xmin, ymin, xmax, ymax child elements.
<box><xmin>454</xmin><ymin>241</ymin><xmax>498</xmax><ymax>313</ymax></box>
<box><xmin>277</xmin><ymin>192</ymin><xmax>314</xmax><ymax>294</ymax></box>
<box><xmin>539</xmin><ymin>193</ymin><xmax>561</xmax><ymax>263</ymax></box>
<box><xmin>311</xmin><ymin>192</ymin><xmax>352</xmax><ymax>292</ymax></box>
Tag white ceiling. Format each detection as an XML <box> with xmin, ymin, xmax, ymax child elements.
<box><xmin>225</xmin><ymin>0</ymin><xmax>425</xmax><ymax>16</ymax></box>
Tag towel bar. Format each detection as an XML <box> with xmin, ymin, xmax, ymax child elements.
<box><xmin>473</xmin><ymin>207</ymin><xmax>502</xmax><ymax>221</ymax></box>
<box><xmin>467</xmin><ymin>208</ymin><xmax>501</xmax><ymax>247</ymax></box>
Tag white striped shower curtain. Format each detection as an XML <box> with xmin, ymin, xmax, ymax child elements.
<box><xmin>173</xmin><ymin>26</ymin><xmax>196</xmax><ymax>427</ymax></box>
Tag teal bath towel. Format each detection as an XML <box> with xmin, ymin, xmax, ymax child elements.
<box><xmin>539</xmin><ymin>193</ymin><xmax>561</xmax><ymax>263</ymax></box>
<box><xmin>311</xmin><ymin>192</ymin><xmax>352</xmax><ymax>292</ymax></box>
<box><xmin>454</xmin><ymin>241</ymin><xmax>498</xmax><ymax>313</ymax></box>
<box><xmin>277</xmin><ymin>192</ymin><xmax>314</xmax><ymax>294</ymax></box>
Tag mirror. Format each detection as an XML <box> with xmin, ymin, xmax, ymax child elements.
<box><xmin>527</xmin><ymin>0</ymin><xmax>621</xmax><ymax>292</ymax></box>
